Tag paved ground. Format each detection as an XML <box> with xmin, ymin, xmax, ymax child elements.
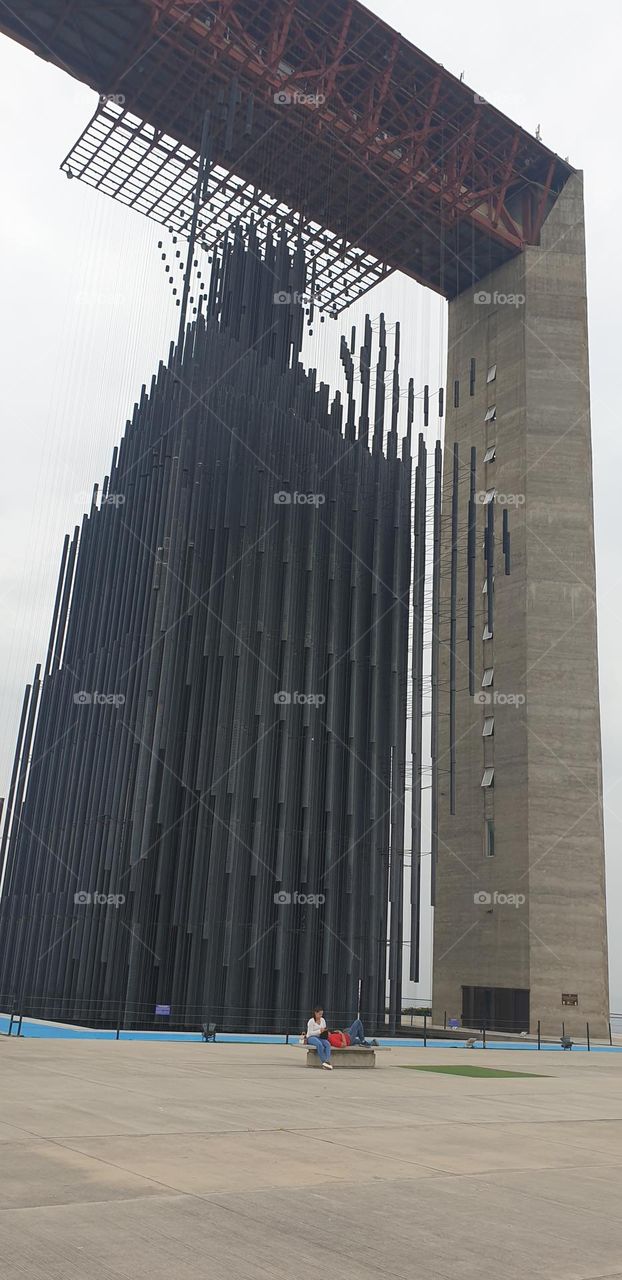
<box><xmin>1</xmin><ymin>1039</ymin><xmax>621</xmax><ymax>1279</ymax></box>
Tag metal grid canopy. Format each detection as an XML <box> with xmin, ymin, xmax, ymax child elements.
<box><xmin>62</xmin><ymin>101</ymin><xmax>391</xmax><ymax>315</ymax></box>
<box><xmin>1</xmin><ymin>0</ymin><xmax>574</xmax><ymax>300</ymax></box>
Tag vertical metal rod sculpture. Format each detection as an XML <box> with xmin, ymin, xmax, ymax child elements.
<box><xmin>410</xmin><ymin>434</ymin><xmax>426</xmax><ymax>982</ymax></box>
<box><xmin>430</xmin><ymin>439</ymin><xmax>442</xmax><ymax>907</ymax></box>
<box><xmin>0</xmin><ymin>231</ymin><xmax>416</xmax><ymax>1035</ymax></box>
<box><xmin>0</xmin><ymin>683</ymin><xmax>33</xmax><ymax>881</ymax></box>
<box><xmin>177</xmin><ymin>109</ymin><xmax>212</xmax><ymax>353</ymax></box>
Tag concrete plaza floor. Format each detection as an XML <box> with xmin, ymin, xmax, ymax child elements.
<box><xmin>1</xmin><ymin>1039</ymin><xmax>621</xmax><ymax>1280</ymax></box>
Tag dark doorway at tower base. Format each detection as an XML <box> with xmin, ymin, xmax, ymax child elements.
<box><xmin>461</xmin><ymin>986</ymin><xmax>530</xmax><ymax>1034</ymax></box>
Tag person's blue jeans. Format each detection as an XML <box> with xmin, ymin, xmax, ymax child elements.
<box><xmin>307</xmin><ymin>1035</ymin><xmax>331</xmax><ymax>1062</ymax></box>
<box><xmin>345</xmin><ymin>1018</ymin><xmax>371</xmax><ymax>1047</ymax></box>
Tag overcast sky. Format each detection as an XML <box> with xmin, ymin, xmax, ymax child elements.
<box><xmin>1</xmin><ymin>0</ymin><xmax>620</xmax><ymax>1010</ymax></box>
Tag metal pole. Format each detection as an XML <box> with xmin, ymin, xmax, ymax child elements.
<box><xmin>430</xmin><ymin>440</ymin><xmax>442</xmax><ymax>904</ymax></box>
<box><xmin>177</xmin><ymin>110</ymin><xmax>211</xmax><ymax>354</ymax></box>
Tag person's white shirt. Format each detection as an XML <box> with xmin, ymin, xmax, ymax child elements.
<box><xmin>306</xmin><ymin>1016</ymin><xmax>326</xmax><ymax>1039</ymax></box>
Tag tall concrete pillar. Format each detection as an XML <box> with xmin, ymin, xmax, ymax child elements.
<box><xmin>433</xmin><ymin>173</ymin><xmax>609</xmax><ymax>1037</ymax></box>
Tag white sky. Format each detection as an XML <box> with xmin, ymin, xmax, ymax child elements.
<box><xmin>0</xmin><ymin>0</ymin><xmax>620</xmax><ymax>1010</ymax></box>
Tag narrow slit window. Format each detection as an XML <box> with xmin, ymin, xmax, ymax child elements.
<box><xmin>481</xmin><ymin>767</ymin><xmax>495</xmax><ymax>788</ymax></box>
<box><xmin>484</xmin><ymin>405</ymin><xmax>497</xmax><ymax>422</ymax></box>
<box><xmin>485</xmin><ymin>818</ymin><xmax>495</xmax><ymax>856</ymax></box>
<box><xmin>482</xmin><ymin>716</ymin><xmax>494</xmax><ymax>737</ymax></box>
<box><xmin>487</xmin><ymin>364</ymin><xmax>497</xmax><ymax>383</ymax></box>
<box><xmin>483</xmin><ymin>445</ymin><xmax>496</xmax><ymax>463</ymax></box>
<box><xmin>482</xmin><ymin>667</ymin><xmax>494</xmax><ymax>688</ymax></box>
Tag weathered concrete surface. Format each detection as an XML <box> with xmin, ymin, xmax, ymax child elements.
<box><xmin>1</xmin><ymin>1039</ymin><xmax>622</xmax><ymax>1280</ymax></box>
<box><xmin>434</xmin><ymin>172</ymin><xmax>609</xmax><ymax>1036</ymax></box>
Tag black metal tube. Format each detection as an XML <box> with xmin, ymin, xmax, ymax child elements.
<box><xmin>430</xmin><ymin>440</ymin><xmax>442</xmax><ymax>906</ymax></box>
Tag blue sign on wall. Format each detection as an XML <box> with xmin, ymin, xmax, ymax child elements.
<box><xmin>155</xmin><ymin>1004</ymin><xmax>171</xmax><ymax>1016</ymax></box>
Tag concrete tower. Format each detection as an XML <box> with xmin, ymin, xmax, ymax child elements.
<box><xmin>433</xmin><ymin>174</ymin><xmax>609</xmax><ymax>1036</ymax></box>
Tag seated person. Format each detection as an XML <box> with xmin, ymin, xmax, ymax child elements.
<box><xmin>328</xmin><ymin>1028</ymin><xmax>351</xmax><ymax>1047</ymax></box>
<box><xmin>328</xmin><ymin>1017</ymin><xmax>377</xmax><ymax>1048</ymax></box>
<box><xmin>305</xmin><ymin>1005</ymin><xmax>333</xmax><ymax>1069</ymax></box>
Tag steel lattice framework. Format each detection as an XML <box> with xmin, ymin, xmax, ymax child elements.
<box><xmin>1</xmin><ymin>0</ymin><xmax>573</xmax><ymax>301</ymax></box>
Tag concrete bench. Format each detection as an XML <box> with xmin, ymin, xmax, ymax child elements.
<box><xmin>297</xmin><ymin>1044</ymin><xmax>389</xmax><ymax>1068</ymax></box>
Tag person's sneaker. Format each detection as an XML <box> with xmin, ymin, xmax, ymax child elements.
<box><xmin>370</xmin><ymin>1039</ymin><xmax>379</xmax><ymax>1047</ymax></box>
<box><xmin>322</xmin><ymin>1062</ymin><xmax>333</xmax><ymax>1070</ymax></box>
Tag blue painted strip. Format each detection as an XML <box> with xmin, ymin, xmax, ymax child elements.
<box><xmin>1</xmin><ymin>1014</ymin><xmax>620</xmax><ymax>1050</ymax></box>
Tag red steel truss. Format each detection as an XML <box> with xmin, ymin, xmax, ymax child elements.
<box><xmin>1</xmin><ymin>0</ymin><xmax>572</xmax><ymax>298</ymax></box>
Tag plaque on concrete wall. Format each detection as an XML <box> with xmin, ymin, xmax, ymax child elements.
<box><xmin>562</xmin><ymin>993</ymin><xmax>579</xmax><ymax>1006</ymax></box>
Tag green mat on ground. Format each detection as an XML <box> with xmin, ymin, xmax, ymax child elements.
<box><xmin>399</xmin><ymin>1064</ymin><xmax>548</xmax><ymax>1078</ymax></box>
